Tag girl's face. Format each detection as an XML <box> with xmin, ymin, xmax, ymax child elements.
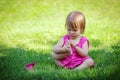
<box><xmin>67</xmin><ymin>27</ymin><xmax>81</xmax><ymax>39</ymax></box>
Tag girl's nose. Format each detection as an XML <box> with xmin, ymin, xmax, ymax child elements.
<box><xmin>70</xmin><ymin>31</ymin><xmax>74</xmax><ymax>33</ymax></box>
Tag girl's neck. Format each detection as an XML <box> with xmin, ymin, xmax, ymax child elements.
<box><xmin>70</xmin><ymin>35</ymin><xmax>81</xmax><ymax>45</ymax></box>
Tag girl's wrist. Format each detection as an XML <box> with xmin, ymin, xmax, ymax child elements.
<box><xmin>72</xmin><ymin>44</ymin><xmax>77</xmax><ymax>48</ymax></box>
<box><xmin>73</xmin><ymin>45</ymin><xmax>76</xmax><ymax>48</ymax></box>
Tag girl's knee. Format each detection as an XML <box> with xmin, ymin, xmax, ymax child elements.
<box><xmin>86</xmin><ymin>59</ymin><xmax>94</xmax><ymax>67</ymax></box>
<box><xmin>54</xmin><ymin>60</ymin><xmax>61</xmax><ymax>66</ymax></box>
<box><xmin>51</xmin><ymin>53</ymin><xmax>61</xmax><ymax>66</ymax></box>
<box><xmin>51</xmin><ymin>52</ymin><xmax>59</xmax><ymax>60</ymax></box>
<box><xmin>88</xmin><ymin>59</ymin><xmax>94</xmax><ymax>67</ymax></box>
<box><xmin>51</xmin><ymin>52</ymin><xmax>56</xmax><ymax>59</ymax></box>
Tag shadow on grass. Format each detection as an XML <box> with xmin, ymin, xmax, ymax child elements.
<box><xmin>0</xmin><ymin>45</ymin><xmax>55</xmax><ymax>80</ymax></box>
<box><xmin>89</xmin><ymin>41</ymin><xmax>120</xmax><ymax>80</ymax></box>
<box><xmin>0</xmin><ymin>41</ymin><xmax>120</xmax><ymax>80</ymax></box>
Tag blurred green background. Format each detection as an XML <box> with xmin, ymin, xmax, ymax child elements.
<box><xmin>0</xmin><ymin>0</ymin><xmax>120</xmax><ymax>80</ymax></box>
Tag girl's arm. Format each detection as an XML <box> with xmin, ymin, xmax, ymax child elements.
<box><xmin>72</xmin><ymin>41</ymin><xmax>89</xmax><ymax>57</ymax></box>
<box><xmin>53</xmin><ymin>38</ymin><xmax>67</xmax><ymax>54</ymax></box>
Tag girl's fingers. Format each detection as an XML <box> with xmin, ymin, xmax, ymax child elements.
<box><xmin>67</xmin><ymin>45</ymin><xmax>70</xmax><ymax>48</ymax></box>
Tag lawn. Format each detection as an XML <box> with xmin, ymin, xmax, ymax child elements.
<box><xmin>0</xmin><ymin>0</ymin><xmax>120</xmax><ymax>80</ymax></box>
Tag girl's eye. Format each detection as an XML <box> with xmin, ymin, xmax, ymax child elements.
<box><xmin>68</xmin><ymin>29</ymin><xmax>71</xmax><ymax>31</ymax></box>
<box><xmin>73</xmin><ymin>30</ymin><xmax>77</xmax><ymax>31</ymax></box>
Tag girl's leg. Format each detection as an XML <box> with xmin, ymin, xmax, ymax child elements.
<box><xmin>52</xmin><ymin>52</ymin><xmax>69</xmax><ymax>60</ymax></box>
<box><xmin>52</xmin><ymin>52</ymin><xmax>69</xmax><ymax>66</ymax></box>
<box><xmin>54</xmin><ymin>59</ymin><xmax>61</xmax><ymax>66</ymax></box>
<box><xmin>74</xmin><ymin>58</ymin><xmax>94</xmax><ymax>70</ymax></box>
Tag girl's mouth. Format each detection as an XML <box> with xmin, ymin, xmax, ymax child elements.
<box><xmin>70</xmin><ymin>36</ymin><xmax>76</xmax><ymax>39</ymax></box>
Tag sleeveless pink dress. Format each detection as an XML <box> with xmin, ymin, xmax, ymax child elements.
<box><xmin>60</xmin><ymin>35</ymin><xmax>91</xmax><ymax>69</ymax></box>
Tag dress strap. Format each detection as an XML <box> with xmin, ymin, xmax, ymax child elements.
<box><xmin>78</xmin><ymin>36</ymin><xmax>90</xmax><ymax>49</ymax></box>
<box><xmin>62</xmin><ymin>35</ymin><xmax>70</xmax><ymax>47</ymax></box>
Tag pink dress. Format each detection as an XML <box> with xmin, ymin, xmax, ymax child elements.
<box><xmin>60</xmin><ymin>35</ymin><xmax>91</xmax><ymax>69</ymax></box>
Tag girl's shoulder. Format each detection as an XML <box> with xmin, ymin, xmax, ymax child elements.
<box><xmin>79</xmin><ymin>36</ymin><xmax>90</xmax><ymax>48</ymax></box>
<box><xmin>80</xmin><ymin>36</ymin><xmax>88</xmax><ymax>41</ymax></box>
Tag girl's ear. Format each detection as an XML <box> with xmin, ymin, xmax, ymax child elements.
<box><xmin>80</xmin><ymin>30</ymin><xmax>84</xmax><ymax>34</ymax></box>
<box><xmin>80</xmin><ymin>28</ymin><xmax>83</xmax><ymax>33</ymax></box>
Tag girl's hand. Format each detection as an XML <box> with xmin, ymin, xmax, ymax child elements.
<box><xmin>63</xmin><ymin>40</ymin><xmax>72</xmax><ymax>54</ymax></box>
<box><xmin>70</xmin><ymin>41</ymin><xmax>77</xmax><ymax>48</ymax></box>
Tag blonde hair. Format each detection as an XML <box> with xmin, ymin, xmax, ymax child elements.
<box><xmin>65</xmin><ymin>11</ymin><xmax>86</xmax><ymax>33</ymax></box>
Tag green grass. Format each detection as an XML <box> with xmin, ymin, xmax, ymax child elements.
<box><xmin>0</xmin><ymin>0</ymin><xmax>120</xmax><ymax>80</ymax></box>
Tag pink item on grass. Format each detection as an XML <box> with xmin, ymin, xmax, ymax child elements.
<box><xmin>24</xmin><ymin>62</ymin><xmax>35</xmax><ymax>70</ymax></box>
